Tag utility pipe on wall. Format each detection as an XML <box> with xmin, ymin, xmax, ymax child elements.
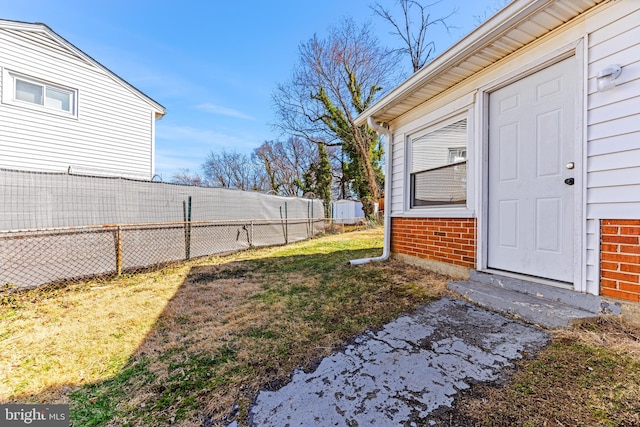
<box><xmin>350</xmin><ymin>117</ymin><xmax>393</xmax><ymax>265</ymax></box>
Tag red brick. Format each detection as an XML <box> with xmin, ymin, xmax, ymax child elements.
<box><xmin>618</xmin><ymin>282</ymin><xmax>640</xmax><ymax>294</ymax></box>
<box><xmin>391</xmin><ymin>217</ymin><xmax>477</xmax><ymax>268</ymax></box>
<box><xmin>601</xmin><ymin>225</ymin><xmax>620</xmax><ymax>235</ymax></box>
<box><xmin>601</xmin><ymin>253</ymin><xmax>640</xmax><ymax>264</ymax></box>
<box><xmin>608</xmin><ymin>219</ymin><xmax>640</xmax><ymax>226</ymax></box>
<box><xmin>620</xmin><ymin>263</ymin><xmax>640</xmax><ymax>274</ymax></box>
<box><xmin>620</xmin><ymin>226</ymin><xmax>640</xmax><ymax>236</ymax></box>
<box><xmin>600</xmin><ymin>278</ymin><xmax>618</xmax><ymax>289</ymax></box>
<box><xmin>600</xmin><ymin>288</ymin><xmax>640</xmax><ymax>302</ymax></box>
<box><xmin>600</xmin><ymin>261</ymin><xmax>618</xmax><ymax>271</ymax></box>
<box><xmin>620</xmin><ymin>245</ymin><xmax>640</xmax><ymax>255</ymax></box>
<box><xmin>601</xmin><ymin>270</ymin><xmax>639</xmax><ymax>283</ymax></box>
<box><xmin>602</xmin><ymin>235</ymin><xmax>639</xmax><ymax>245</ymax></box>
<box><xmin>600</xmin><ymin>243</ymin><xmax>619</xmax><ymax>253</ymax></box>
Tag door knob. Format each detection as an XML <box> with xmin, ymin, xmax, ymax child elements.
<box><xmin>564</xmin><ymin>178</ymin><xmax>574</xmax><ymax>185</ymax></box>
<box><xmin>566</xmin><ymin>162</ymin><xmax>575</xmax><ymax>170</ymax></box>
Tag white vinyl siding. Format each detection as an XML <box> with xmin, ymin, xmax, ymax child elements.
<box><xmin>585</xmin><ymin>218</ymin><xmax>600</xmax><ymax>295</ymax></box>
<box><xmin>586</xmin><ymin>5</ymin><xmax>640</xmax><ymax>219</ymax></box>
<box><xmin>0</xmin><ymin>26</ymin><xmax>158</xmax><ymax>179</ymax></box>
<box><xmin>390</xmin><ymin>134</ymin><xmax>405</xmax><ymax>215</ymax></box>
<box><xmin>584</xmin><ymin>3</ymin><xmax>640</xmax><ymax>292</ymax></box>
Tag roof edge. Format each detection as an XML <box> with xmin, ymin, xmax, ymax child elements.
<box><xmin>0</xmin><ymin>19</ymin><xmax>166</xmax><ymax>117</ymax></box>
<box><xmin>356</xmin><ymin>0</ymin><xmax>553</xmax><ymax>126</ymax></box>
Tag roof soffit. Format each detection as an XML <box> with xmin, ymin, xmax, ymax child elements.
<box><xmin>358</xmin><ymin>0</ymin><xmax>607</xmax><ymax>125</ymax></box>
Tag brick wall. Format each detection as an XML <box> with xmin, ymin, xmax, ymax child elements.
<box><xmin>391</xmin><ymin>217</ymin><xmax>476</xmax><ymax>268</ymax></box>
<box><xmin>600</xmin><ymin>219</ymin><xmax>640</xmax><ymax>302</ymax></box>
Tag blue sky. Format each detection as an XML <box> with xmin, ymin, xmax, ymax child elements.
<box><xmin>2</xmin><ymin>0</ymin><xmax>504</xmax><ymax>180</ymax></box>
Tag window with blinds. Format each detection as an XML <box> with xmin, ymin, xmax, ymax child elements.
<box><xmin>410</xmin><ymin>119</ymin><xmax>467</xmax><ymax>207</ymax></box>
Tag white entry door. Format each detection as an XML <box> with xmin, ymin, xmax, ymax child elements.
<box><xmin>488</xmin><ymin>57</ymin><xmax>576</xmax><ymax>283</ymax></box>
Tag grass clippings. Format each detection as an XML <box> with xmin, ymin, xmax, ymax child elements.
<box><xmin>0</xmin><ymin>228</ymin><xmax>450</xmax><ymax>426</ymax></box>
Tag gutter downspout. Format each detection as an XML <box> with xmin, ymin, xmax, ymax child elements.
<box><xmin>350</xmin><ymin>117</ymin><xmax>392</xmax><ymax>265</ymax></box>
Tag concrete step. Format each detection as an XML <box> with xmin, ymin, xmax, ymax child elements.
<box><xmin>469</xmin><ymin>270</ymin><xmax>604</xmax><ymax>313</ymax></box>
<box><xmin>448</xmin><ymin>272</ymin><xmax>610</xmax><ymax>329</ymax></box>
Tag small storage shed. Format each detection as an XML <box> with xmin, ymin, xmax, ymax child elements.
<box><xmin>357</xmin><ymin>0</ymin><xmax>640</xmax><ymax>306</ymax></box>
<box><xmin>332</xmin><ymin>200</ymin><xmax>366</xmax><ymax>225</ymax></box>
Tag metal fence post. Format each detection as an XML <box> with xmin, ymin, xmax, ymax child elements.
<box><xmin>250</xmin><ymin>221</ymin><xmax>254</xmax><ymax>247</ymax></box>
<box><xmin>285</xmin><ymin>202</ymin><xmax>289</xmax><ymax>244</ymax></box>
<box><xmin>311</xmin><ymin>201</ymin><xmax>315</xmax><ymax>237</ymax></box>
<box><xmin>184</xmin><ymin>196</ymin><xmax>192</xmax><ymax>260</ymax></box>
<box><xmin>115</xmin><ymin>226</ymin><xmax>122</xmax><ymax>276</ymax></box>
<box><xmin>307</xmin><ymin>201</ymin><xmax>311</xmax><ymax>238</ymax></box>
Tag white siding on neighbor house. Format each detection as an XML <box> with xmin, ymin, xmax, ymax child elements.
<box><xmin>0</xmin><ymin>27</ymin><xmax>157</xmax><ymax>179</ymax></box>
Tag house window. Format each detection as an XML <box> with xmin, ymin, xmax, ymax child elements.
<box><xmin>448</xmin><ymin>147</ymin><xmax>467</xmax><ymax>164</ymax></box>
<box><xmin>410</xmin><ymin>119</ymin><xmax>467</xmax><ymax>208</ymax></box>
<box><xmin>2</xmin><ymin>70</ymin><xmax>77</xmax><ymax>116</ymax></box>
<box><xmin>14</xmin><ymin>77</ymin><xmax>74</xmax><ymax>113</ymax></box>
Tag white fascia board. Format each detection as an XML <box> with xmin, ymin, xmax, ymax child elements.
<box><xmin>356</xmin><ymin>0</ymin><xmax>553</xmax><ymax>126</ymax></box>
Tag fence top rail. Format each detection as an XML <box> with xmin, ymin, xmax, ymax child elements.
<box><xmin>0</xmin><ymin>217</ymin><xmax>327</xmax><ymax>235</ymax></box>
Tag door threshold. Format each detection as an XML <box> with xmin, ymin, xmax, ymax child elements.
<box><xmin>480</xmin><ymin>268</ymin><xmax>573</xmax><ymax>290</ymax></box>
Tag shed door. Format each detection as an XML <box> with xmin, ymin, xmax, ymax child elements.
<box><xmin>488</xmin><ymin>57</ymin><xmax>576</xmax><ymax>283</ymax></box>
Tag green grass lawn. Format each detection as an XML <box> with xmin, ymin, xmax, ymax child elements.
<box><xmin>1</xmin><ymin>228</ymin><xmax>449</xmax><ymax>426</ymax></box>
<box><xmin>2</xmin><ymin>227</ymin><xmax>639</xmax><ymax>426</ymax></box>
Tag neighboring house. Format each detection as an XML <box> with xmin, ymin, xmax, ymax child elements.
<box><xmin>0</xmin><ymin>20</ymin><xmax>165</xmax><ymax>180</ymax></box>
<box><xmin>358</xmin><ymin>0</ymin><xmax>640</xmax><ymax>304</ymax></box>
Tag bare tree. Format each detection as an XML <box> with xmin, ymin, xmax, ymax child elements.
<box><xmin>371</xmin><ymin>0</ymin><xmax>454</xmax><ymax>73</ymax></box>
<box><xmin>272</xmin><ymin>18</ymin><xmax>397</xmax><ymax>217</ymax></box>
<box><xmin>171</xmin><ymin>169</ymin><xmax>205</xmax><ymax>186</ymax></box>
<box><xmin>254</xmin><ymin>137</ymin><xmax>316</xmax><ymax>197</ymax></box>
<box><xmin>201</xmin><ymin>150</ymin><xmax>268</xmax><ymax>192</ymax></box>
<box><xmin>473</xmin><ymin>0</ymin><xmax>509</xmax><ymax>25</ymax></box>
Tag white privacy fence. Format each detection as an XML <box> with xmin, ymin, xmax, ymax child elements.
<box><xmin>0</xmin><ymin>169</ymin><xmax>325</xmax><ymax>290</ymax></box>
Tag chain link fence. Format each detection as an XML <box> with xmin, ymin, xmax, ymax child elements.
<box><xmin>0</xmin><ymin>169</ymin><xmax>325</xmax><ymax>290</ymax></box>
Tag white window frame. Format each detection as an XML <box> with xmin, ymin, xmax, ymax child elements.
<box><xmin>1</xmin><ymin>68</ymin><xmax>77</xmax><ymax>118</ymax></box>
<box><xmin>404</xmin><ymin>110</ymin><xmax>474</xmax><ymax>217</ymax></box>
<box><xmin>447</xmin><ymin>147</ymin><xmax>467</xmax><ymax>164</ymax></box>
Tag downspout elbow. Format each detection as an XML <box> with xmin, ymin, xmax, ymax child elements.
<box><xmin>350</xmin><ymin>117</ymin><xmax>393</xmax><ymax>265</ymax></box>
